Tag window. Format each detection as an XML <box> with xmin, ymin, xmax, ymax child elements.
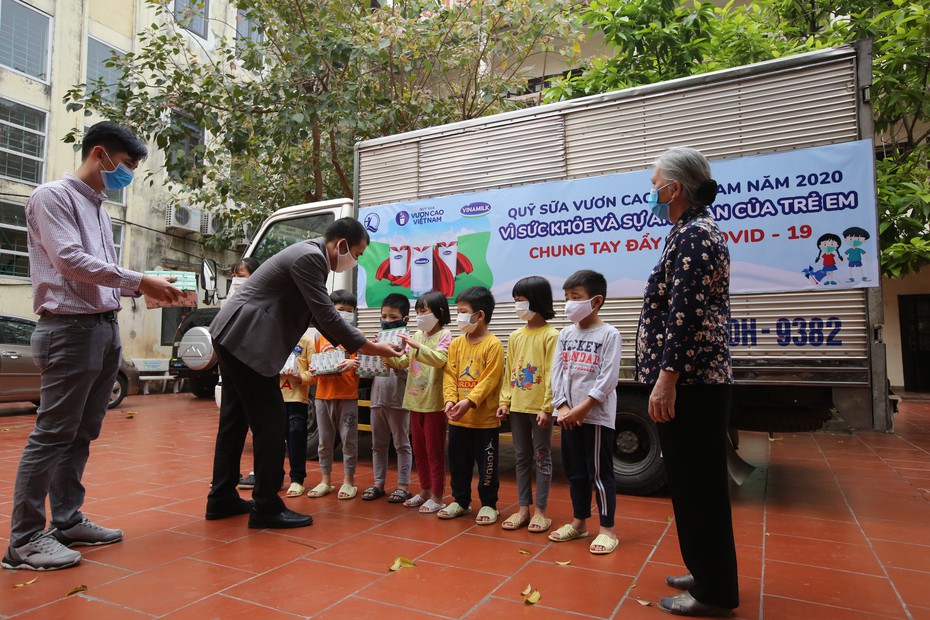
<box><xmin>86</xmin><ymin>37</ymin><xmax>125</xmax><ymax>103</ymax></box>
<box><xmin>168</xmin><ymin>111</ymin><xmax>204</xmax><ymax>184</ymax></box>
<box><xmin>161</xmin><ymin>307</ymin><xmax>190</xmax><ymax>346</ymax></box>
<box><xmin>0</xmin><ymin>315</ymin><xmax>34</xmax><ymax>345</ymax></box>
<box><xmin>0</xmin><ymin>201</ymin><xmax>29</xmax><ymax>278</ymax></box>
<box><xmin>0</xmin><ymin>97</ymin><xmax>46</xmax><ymax>184</ymax></box>
<box><xmin>112</xmin><ymin>221</ymin><xmax>124</xmax><ymax>264</ymax></box>
<box><xmin>235</xmin><ymin>8</ymin><xmax>262</xmax><ymax>54</ymax></box>
<box><xmin>174</xmin><ymin>0</ymin><xmax>208</xmax><ymax>39</ymax></box>
<box><xmin>0</xmin><ymin>0</ymin><xmax>50</xmax><ymax>81</ymax></box>
<box><xmin>252</xmin><ymin>213</ymin><xmax>335</xmax><ymax>263</ymax></box>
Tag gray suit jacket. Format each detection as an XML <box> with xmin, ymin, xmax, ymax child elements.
<box><xmin>210</xmin><ymin>237</ymin><xmax>368</xmax><ymax>376</ymax></box>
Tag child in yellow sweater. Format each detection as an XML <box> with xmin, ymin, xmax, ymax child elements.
<box><xmin>281</xmin><ymin>329</ymin><xmax>314</xmax><ymax>498</ymax></box>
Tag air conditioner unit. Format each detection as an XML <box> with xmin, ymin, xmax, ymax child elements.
<box><xmin>233</xmin><ymin>221</ymin><xmax>254</xmax><ymax>249</ymax></box>
<box><xmin>200</xmin><ymin>212</ymin><xmax>225</xmax><ymax>236</ymax></box>
<box><xmin>165</xmin><ymin>205</ymin><xmax>202</xmax><ymax>233</ymax></box>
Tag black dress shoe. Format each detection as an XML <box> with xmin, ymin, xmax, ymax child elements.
<box><xmin>666</xmin><ymin>573</ymin><xmax>696</xmax><ymax>590</ymax></box>
<box><xmin>205</xmin><ymin>498</ymin><xmax>255</xmax><ymax>520</ymax></box>
<box><xmin>658</xmin><ymin>592</ymin><xmax>734</xmax><ymax>617</ymax></box>
<box><xmin>248</xmin><ymin>508</ymin><xmax>313</xmax><ymax>529</ymax></box>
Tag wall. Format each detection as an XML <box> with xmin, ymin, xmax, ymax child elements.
<box><xmin>883</xmin><ymin>265</ymin><xmax>930</xmax><ymax>388</ymax></box>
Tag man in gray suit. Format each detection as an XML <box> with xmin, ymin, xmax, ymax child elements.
<box><xmin>205</xmin><ymin>217</ymin><xmax>399</xmax><ymax>528</ymax></box>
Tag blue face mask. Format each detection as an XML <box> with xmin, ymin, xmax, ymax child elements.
<box><xmin>101</xmin><ymin>150</ymin><xmax>135</xmax><ymax>190</ymax></box>
<box><xmin>647</xmin><ymin>182</ymin><xmax>674</xmax><ymax>222</ymax></box>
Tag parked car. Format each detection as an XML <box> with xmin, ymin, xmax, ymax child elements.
<box><xmin>169</xmin><ymin>307</ymin><xmax>221</xmax><ymax>398</ymax></box>
<box><xmin>0</xmin><ymin>313</ymin><xmax>139</xmax><ymax>408</ymax></box>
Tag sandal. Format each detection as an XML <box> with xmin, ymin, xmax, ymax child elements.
<box><xmin>338</xmin><ymin>483</ymin><xmax>358</xmax><ymax>500</ymax></box>
<box><xmin>528</xmin><ymin>514</ymin><xmax>552</xmax><ymax>533</ymax></box>
<box><xmin>419</xmin><ymin>499</ymin><xmax>445</xmax><ymax>514</ymax></box>
<box><xmin>307</xmin><ymin>482</ymin><xmax>334</xmax><ymax>498</ymax></box>
<box><xmin>285</xmin><ymin>482</ymin><xmax>306</xmax><ymax>498</ymax></box>
<box><xmin>404</xmin><ymin>493</ymin><xmax>427</xmax><ymax>508</ymax></box>
<box><xmin>437</xmin><ymin>502</ymin><xmax>471</xmax><ymax>520</ymax></box>
<box><xmin>548</xmin><ymin>524</ymin><xmax>589</xmax><ymax>542</ymax></box>
<box><xmin>501</xmin><ymin>513</ymin><xmax>528</xmax><ymax>530</ymax></box>
<box><xmin>589</xmin><ymin>534</ymin><xmax>619</xmax><ymax>555</ymax></box>
<box><xmin>362</xmin><ymin>486</ymin><xmax>385</xmax><ymax>501</ymax></box>
<box><xmin>387</xmin><ymin>488</ymin><xmax>412</xmax><ymax>504</ymax></box>
<box><xmin>476</xmin><ymin>506</ymin><xmax>499</xmax><ymax>526</ymax></box>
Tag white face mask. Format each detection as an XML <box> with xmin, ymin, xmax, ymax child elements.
<box><xmin>565</xmin><ymin>298</ymin><xmax>596</xmax><ymax>324</ymax></box>
<box><xmin>338</xmin><ymin>310</ymin><xmax>356</xmax><ymax>325</ymax></box>
<box><xmin>456</xmin><ymin>311</ymin><xmax>477</xmax><ymax>333</ymax></box>
<box><xmin>514</xmin><ymin>301</ymin><xmax>535</xmax><ymax>322</ymax></box>
<box><xmin>333</xmin><ymin>240</ymin><xmax>358</xmax><ymax>273</ymax></box>
<box><xmin>416</xmin><ymin>312</ymin><xmax>439</xmax><ymax>333</ymax></box>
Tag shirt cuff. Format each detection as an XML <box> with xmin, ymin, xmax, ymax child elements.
<box><xmin>122</xmin><ymin>270</ymin><xmax>144</xmax><ymax>293</ymax></box>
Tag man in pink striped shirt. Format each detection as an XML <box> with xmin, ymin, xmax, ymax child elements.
<box><xmin>3</xmin><ymin>122</ymin><xmax>183</xmax><ymax>571</ymax></box>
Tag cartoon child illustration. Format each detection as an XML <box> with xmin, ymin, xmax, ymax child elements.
<box><xmin>803</xmin><ymin>232</ymin><xmax>844</xmax><ymax>286</ymax></box>
<box><xmin>842</xmin><ymin>226</ymin><xmax>870</xmax><ymax>283</ymax></box>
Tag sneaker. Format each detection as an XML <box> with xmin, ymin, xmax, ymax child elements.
<box><xmin>52</xmin><ymin>517</ymin><xmax>123</xmax><ymax>547</ymax></box>
<box><xmin>2</xmin><ymin>531</ymin><xmax>82</xmax><ymax>570</ymax></box>
<box><xmin>238</xmin><ymin>472</ymin><xmax>256</xmax><ymax>489</ymax></box>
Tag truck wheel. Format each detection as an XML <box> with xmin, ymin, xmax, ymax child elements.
<box><xmin>191</xmin><ymin>376</ymin><xmax>218</xmax><ymax>398</ymax></box>
<box><xmin>108</xmin><ymin>373</ymin><xmax>128</xmax><ymax>409</ymax></box>
<box><xmin>613</xmin><ymin>393</ymin><xmax>666</xmax><ymax>496</ymax></box>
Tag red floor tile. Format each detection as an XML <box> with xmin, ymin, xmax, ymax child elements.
<box><xmin>500</xmin><ymin>561</ymin><xmax>632</xmax><ymax>618</ymax></box>
<box><xmin>14</xmin><ymin>595</ymin><xmax>151</xmax><ymax>620</ymax></box>
<box><xmin>317</xmin><ymin>596</ymin><xmax>449</xmax><ymax>619</ymax></box>
<box><xmin>0</xmin><ymin>560</ymin><xmax>131</xmax><ymax>617</ymax></box>
<box><xmin>886</xmin><ymin>567</ymin><xmax>930</xmax><ymax>609</ymax></box>
<box><xmin>309</xmin><ymin>531</ymin><xmax>435</xmax><ymax>573</ymax></box>
<box><xmin>762</xmin><ymin>595</ymin><xmax>906</xmax><ymax>619</ymax></box>
<box><xmin>160</xmin><ymin>594</ymin><xmax>302</xmax><ymax>619</ymax></box>
<box><xmin>464</xmin><ymin>595</ymin><xmax>593</xmax><ymax>619</ymax></box>
<box><xmin>80</xmin><ymin>529</ymin><xmax>222</xmax><ymax>572</ymax></box>
<box><xmin>764</xmin><ymin>533</ymin><xmax>884</xmax><ymax>575</ymax></box>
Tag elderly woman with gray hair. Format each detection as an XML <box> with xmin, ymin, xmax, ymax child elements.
<box><xmin>636</xmin><ymin>147</ymin><xmax>739</xmax><ymax>617</ymax></box>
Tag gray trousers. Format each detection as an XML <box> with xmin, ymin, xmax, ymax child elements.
<box><xmin>371</xmin><ymin>406</ymin><xmax>412</xmax><ymax>487</ymax></box>
<box><xmin>316</xmin><ymin>398</ymin><xmax>358</xmax><ymax>477</ymax></box>
<box><xmin>10</xmin><ymin>314</ymin><xmax>120</xmax><ymax>546</ymax></box>
<box><xmin>509</xmin><ymin>412</ymin><xmax>553</xmax><ymax>510</ymax></box>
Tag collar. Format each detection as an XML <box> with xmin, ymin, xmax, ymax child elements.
<box><xmin>670</xmin><ymin>204</ymin><xmax>709</xmax><ymax>235</ymax></box>
<box><xmin>63</xmin><ymin>173</ymin><xmax>107</xmax><ymax>204</ymax></box>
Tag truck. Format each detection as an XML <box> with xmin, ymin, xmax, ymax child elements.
<box><xmin>188</xmin><ymin>41</ymin><xmax>888</xmax><ymax>495</ymax></box>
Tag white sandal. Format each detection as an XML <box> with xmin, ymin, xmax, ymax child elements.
<box><xmin>403</xmin><ymin>493</ymin><xmax>427</xmax><ymax>508</ymax></box>
<box><xmin>419</xmin><ymin>499</ymin><xmax>446</xmax><ymax>514</ymax></box>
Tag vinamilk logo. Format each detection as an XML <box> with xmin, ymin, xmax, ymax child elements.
<box><xmin>460</xmin><ymin>202</ymin><xmax>491</xmax><ymax>217</ymax></box>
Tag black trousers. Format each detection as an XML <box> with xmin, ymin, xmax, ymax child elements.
<box><xmin>656</xmin><ymin>384</ymin><xmax>739</xmax><ymax>609</ymax></box>
<box><xmin>448</xmin><ymin>425</ymin><xmax>499</xmax><ymax>509</ymax></box>
<box><xmin>207</xmin><ymin>343</ymin><xmax>287</xmax><ymax>515</ymax></box>
<box><xmin>285</xmin><ymin>401</ymin><xmax>309</xmax><ymax>484</ymax></box>
<box><xmin>561</xmin><ymin>423</ymin><xmax>616</xmax><ymax>527</ymax></box>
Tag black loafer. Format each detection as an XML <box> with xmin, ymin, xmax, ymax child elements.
<box><xmin>205</xmin><ymin>498</ymin><xmax>255</xmax><ymax>520</ymax></box>
<box><xmin>666</xmin><ymin>573</ymin><xmax>696</xmax><ymax>590</ymax></box>
<box><xmin>658</xmin><ymin>592</ymin><xmax>734</xmax><ymax>617</ymax></box>
<box><xmin>248</xmin><ymin>508</ymin><xmax>313</xmax><ymax>529</ymax></box>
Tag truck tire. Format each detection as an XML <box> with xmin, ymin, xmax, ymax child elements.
<box><xmin>613</xmin><ymin>392</ymin><xmax>667</xmax><ymax>496</ymax></box>
<box><xmin>108</xmin><ymin>373</ymin><xmax>128</xmax><ymax>409</ymax></box>
<box><xmin>191</xmin><ymin>376</ymin><xmax>218</xmax><ymax>399</ymax></box>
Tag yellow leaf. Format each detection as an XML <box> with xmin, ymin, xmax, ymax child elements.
<box><xmin>521</xmin><ymin>584</ymin><xmax>533</xmax><ymax>596</ymax></box>
<box><xmin>555</xmin><ymin>560</ymin><xmax>571</xmax><ymax>566</ymax></box>
<box><xmin>667</xmin><ymin>515</ymin><xmax>673</xmax><ymax>522</ymax></box>
<box><xmin>636</xmin><ymin>598</ymin><xmax>652</xmax><ymax>606</ymax></box>
<box><xmin>389</xmin><ymin>556</ymin><xmax>416</xmax><ymax>571</ymax></box>
<box><xmin>629</xmin><ymin>583</ymin><xmax>637</xmax><ymax>589</ymax></box>
<box><xmin>66</xmin><ymin>585</ymin><xmax>87</xmax><ymax>597</ymax></box>
<box><xmin>12</xmin><ymin>577</ymin><xmax>38</xmax><ymax>588</ymax></box>
<box><xmin>572</xmin><ymin>42</ymin><xmax>581</xmax><ymax>53</ymax></box>
<box><xmin>518</xmin><ymin>548</ymin><xmax>531</xmax><ymax>555</ymax></box>
<box><xmin>524</xmin><ymin>590</ymin><xmax>541</xmax><ymax>605</ymax></box>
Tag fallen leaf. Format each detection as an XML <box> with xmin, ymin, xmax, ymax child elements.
<box><xmin>524</xmin><ymin>590</ymin><xmax>541</xmax><ymax>605</ymax></box>
<box><xmin>66</xmin><ymin>585</ymin><xmax>87</xmax><ymax>597</ymax></box>
<box><xmin>629</xmin><ymin>583</ymin><xmax>637</xmax><ymax>589</ymax></box>
<box><xmin>518</xmin><ymin>548</ymin><xmax>531</xmax><ymax>555</ymax></box>
<box><xmin>12</xmin><ymin>577</ymin><xmax>38</xmax><ymax>588</ymax></box>
<box><xmin>125</xmin><ymin>411</ymin><xmax>136</xmax><ymax>418</ymax></box>
<box><xmin>667</xmin><ymin>515</ymin><xmax>673</xmax><ymax>522</ymax></box>
<box><xmin>555</xmin><ymin>560</ymin><xmax>571</xmax><ymax>566</ymax></box>
<box><xmin>521</xmin><ymin>584</ymin><xmax>533</xmax><ymax>596</ymax></box>
<box><xmin>636</xmin><ymin>598</ymin><xmax>652</xmax><ymax>606</ymax></box>
<box><xmin>389</xmin><ymin>556</ymin><xmax>417</xmax><ymax>572</ymax></box>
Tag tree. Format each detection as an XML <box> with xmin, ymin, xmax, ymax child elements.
<box><xmin>545</xmin><ymin>0</ymin><xmax>930</xmax><ymax>277</ymax></box>
<box><xmin>64</xmin><ymin>0</ymin><xmax>581</xmax><ymax>247</ymax></box>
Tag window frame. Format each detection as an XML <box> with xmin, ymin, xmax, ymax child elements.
<box><xmin>0</xmin><ymin>0</ymin><xmax>52</xmax><ymax>83</ymax></box>
<box><xmin>174</xmin><ymin>0</ymin><xmax>209</xmax><ymax>39</ymax></box>
<box><xmin>85</xmin><ymin>35</ymin><xmax>127</xmax><ymax>105</ymax></box>
<box><xmin>235</xmin><ymin>7</ymin><xmax>263</xmax><ymax>54</ymax></box>
<box><xmin>111</xmin><ymin>220</ymin><xmax>124</xmax><ymax>265</ymax></box>
<box><xmin>0</xmin><ymin>95</ymin><xmax>48</xmax><ymax>186</ymax></box>
<box><xmin>0</xmin><ymin>200</ymin><xmax>30</xmax><ymax>280</ymax></box>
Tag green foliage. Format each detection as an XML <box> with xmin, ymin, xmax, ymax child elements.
<box><xmin>546</xmin><ymin>0</ymin><xmax>930</xmax><ymax>277</ymax></box>
<box><xmin>64</xmin><ymin>0</ymin><xmax>581</xmax><ymax>250</ymax></box>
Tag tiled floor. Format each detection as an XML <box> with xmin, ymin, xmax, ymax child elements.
<box><xmin>1</xmin><ymin>395</ymin><xmax>929</xmax><ymax>619</ymax></box>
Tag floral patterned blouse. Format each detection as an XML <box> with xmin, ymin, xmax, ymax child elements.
<box><xmin>635</xmin><ymin>205</ymin><xmax>733</xmax><ymax>385</ymax></box>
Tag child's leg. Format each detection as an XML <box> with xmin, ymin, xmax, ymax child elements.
<box><xmin>509</xmin><ymin>413</ymin><xmax>534</xmax><ymax>513</ymax></box>
<box><xmin>584</xmin><ymin>423</ymin><xmax>617</xmax><ymax>549</ymax></box>
<box><xmin>409</xmin><ymin>411</ymin><xmax>431</xmax><ymax>495</ymax></box>
<box><xmin>560</xmin><ymin>425</ymin><xmax>592</xmax><ymax>530</ymax></box>
<box><xmin>315</xmin><ymin>399</ymin><xmax>336</xmax><ymax>483</ymax></box>
<box><xmin>423</xmin><ymin>412</ymin><xmax>447</xmax><ymax>500</ymax></box>
<box><xmin>387</xmin><ymin>407</ymin><xmax>412</xmax><ymax>488</ymax></box>
<box><xmin>532</xmin><ymin>419</ymin><xmax>554</xmax><ymax>513</ymax></box>
<box><xmin>370</xmin><ymin>406</ymin><xmax>389</xmax><ymax>489</ymax></box>
<box><xmin>337</xmin><ymin>399</ymin><xmax>359</xmax><ymax>485</ymax></box>
<box><xmin>447</xmin><ymin>424</ymin><xmax>473</xmax><ymax>508</ymax></box>
<box><xmin>474</xmin><ymin>427</ymin><xmax>500</xmax><ymax>511</ymax></box>
<box><xmin>286</xmin><ymin>401</ymin><xmax>309</xmax><ymax>484</ymax></box>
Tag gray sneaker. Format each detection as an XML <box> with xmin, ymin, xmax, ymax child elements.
<box><xmin>52</xmin><ymin>517</ymin><xmax>123</xmax><ymax>547</ymax></box>
<box><xmin>2</xmin><ymin>531</ymin><xmax>82</xmax><ymax>571</ymax></box>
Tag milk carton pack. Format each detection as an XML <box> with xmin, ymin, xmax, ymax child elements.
<box><xmin>143</xmin><ymin>270</ymin><xmax>199</xmax><ymax>308</ymax></box>
<box><xmin>377</xmin><ymin>326</ymin><xmax>409</xmax><ymax>350</ymax></box>
<box><xmin>357</xmin><ymin>354</ymin><xmax>390</xmax><ymax>378</ymax></box>
<box><xmin>311</xmin><ymin>349</ymin><xmax>345</xmax><ymax>375</ymax></box>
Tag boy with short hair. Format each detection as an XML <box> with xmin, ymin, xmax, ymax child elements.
<box><xmin>362</xmin><ymin>294</ymin><xmax>413</xmax><ymax>503</ymax></box>
<box><xmin>307</xmin><ymin>290</ymin><xmax>361</xmax><ymax>500</ymax></box>
<box><xmin>549</xmin><ymin>270</ymin><xmax>622</xmax><ymax>555</ymax></box>
<box><xmin>440</xmin><ymin>286</ymin><xmax>505</xmax><ymax>525</ymax></box>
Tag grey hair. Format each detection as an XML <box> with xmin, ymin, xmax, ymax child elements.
<box><xmin>654</xmin><ymin>147</ymin><xmax>716</xmax><ymax>207</ymax></box>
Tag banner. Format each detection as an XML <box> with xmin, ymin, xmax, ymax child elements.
<box><xmin>357</xmin><ymin>140</ymin><xmax>878</xmax><ymax>307</ymax></box>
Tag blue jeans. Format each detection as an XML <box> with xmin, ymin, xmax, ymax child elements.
<box><xmin>10</xmin><ymin>313</ymin><xmax>120</xmax><ymax>546</ymax></box>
